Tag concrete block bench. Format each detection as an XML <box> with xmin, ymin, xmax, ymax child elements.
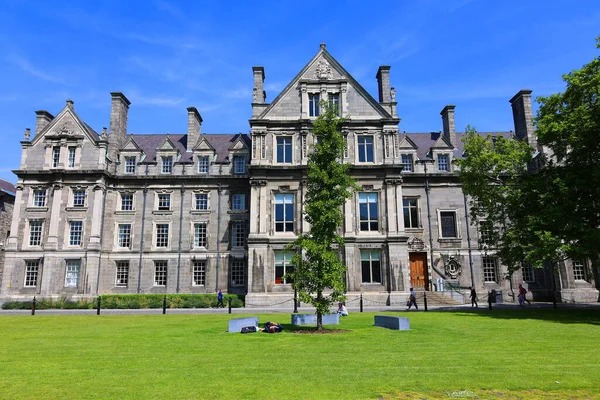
<box><xmin>228</xmin><ymin>317</ymin><xmax>259</xmax><ymax>333</ymax></box>
<box><xmin>374</xmin><ymin>315</ymin><xmax>410</xmax><ymax>331</ymax></box>
<box><xmin>291</xmin><ymin>313</ymin><xmax>339</xmax><ymax>326</ymax></box>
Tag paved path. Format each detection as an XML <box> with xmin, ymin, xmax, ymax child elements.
<box><xmin>2</xmin><ymin>301</ymin><xmax>599</xmax><ymax>316</ymax></box>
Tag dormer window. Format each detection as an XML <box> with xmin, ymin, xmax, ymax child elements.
<box><xmin>276</xmin><ymin>137</ymin><xmax>293</xmax><ymax>163</ymax></box>
<box><xmin>357</xmin><ymin>136</ymin><xmax>374</xmax><ymax>163</ymax></box>
<box><xmin>161</xmin><ymin>156</ymin><xmax>173</xmax><ymax>174</ymax></box>
<box><xmin>52</xmin><ymin>146</ymin><xmax>60</xmax><ymax>168</ymax></box>
<box><xmin>401</xmin><ymin>154</ymin><xmax>413</xmax><ymax>172</ymax></box>
<box><xmin>125</xmin><ymin>157</ymin><xmax>136</xmax><ymax>174</ymax></box>
<box><xmin>309</xmin><ymin>94</ymin><xmax>320</xmax><ymax>117</ymax></box>
<box><xmin>233</xmin><ymin>156</ymin><xmax>246</xmax><ymax>174</ymax></box>
<box><xmin>437</xmin><ymin>154</ymin><xmax>449</xmax><ymax>172</ymax></box>
<box><xmin>198</xmin><ymin>156</ymin><xmax>209</xmax><ymax>174</ymax></box>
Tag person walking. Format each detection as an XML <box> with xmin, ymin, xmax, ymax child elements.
<box><xmin>469</xmin><ymin>286</ymin><xmax>478</xmax><ymax>308</ymax></box>
<box><xmin>406</xmin><ymin>287</ymin><xmax>418</xmax><ymax>311</ymax></box>
<box><xmin>217</xmin><ymin>289</ymin><xmax>224</xmax><ymax>308</ymax></box>
<box><xmin>518</xmin><ymin>284</ymin><xmax>531</xmax><ymax>306</ymax></box>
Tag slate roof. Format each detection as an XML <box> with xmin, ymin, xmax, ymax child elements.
<box><xmin>126</xmin><ymin>133</ymin><xmax>250</xmax><ymax>163</ymax></box>
<box><xmin>405</xmin><ymin>131</ymin><xmax>513</xmax><ymax>160</ymax></box>
<box><xmin>0</xmin><ymin>179</ymin><xmax>16</xmax><ymax>197</ymax></box>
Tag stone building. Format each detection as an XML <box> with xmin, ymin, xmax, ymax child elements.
<box><xmin>0</xmin><ymin>179</ymin><xmax>16</xmax><ymax>284</ymax></box>
<box><xmin>1</xmin><ymin>44</ymin><xmax>597</xmax><ymax>304</ymax></box>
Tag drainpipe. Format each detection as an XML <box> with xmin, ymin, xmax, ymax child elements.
<box><xmin>176</xmin><ymin>184</ymin><xmax>185</xmax><ymax>293</ymax></box>
<box><xmin>95</xmin><ymin>182</ymin><xmax>107</xmax><ymax>295</ymax></box>
<box><xmin>215</xmin><ymin>182</ymin><xmax>222</xmax><ymax>292</ymax></box>
<box><xmin>421</xmin><ymin>160</ymin><xmax>447</xmax><ymax>281</ymax></box>
<box><xmin>463</xmin><ymin>191</ymin><xmax>475</xmax><ymax>287</ymax></box>
<box><xmin>137</xmin><ymin>182</ymin><xmax>148</xmax><ymax>293</ymax></box>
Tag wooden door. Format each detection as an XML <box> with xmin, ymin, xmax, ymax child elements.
<box><xmin>409</xmin><ymin>253</ymin><xmax>428</xmax><ymax>290</ymax></box>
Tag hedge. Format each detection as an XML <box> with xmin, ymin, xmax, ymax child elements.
<box><xmin>2</xmin><ymin>294</ymin><xmax>245</xmax><ymax>310</ymax></box>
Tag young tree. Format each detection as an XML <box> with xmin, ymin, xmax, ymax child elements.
<box><xmin>286</xmin><ymin>103</ymin><xmax>358</xmax><ymax>331</ymax></box>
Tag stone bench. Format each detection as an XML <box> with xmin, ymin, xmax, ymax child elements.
<box><xmin>228</xmin><ymin>317</ymin><xmax>259</xmax><ymax>333</ymax></box>
<box><xmin>374</xmin><ymin>315</ymin><xmax>410</xmax><ymax>331</ymax></box>
<box><xmin>291</xmin><ymin>313</ymin><xmax>339</xmax><ymax>326</ymax></box>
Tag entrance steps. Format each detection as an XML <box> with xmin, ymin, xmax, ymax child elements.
<box><xmin>418</xmin><ymin>291</ymin><xmax>465</xmax><ymax>306</ymax></box>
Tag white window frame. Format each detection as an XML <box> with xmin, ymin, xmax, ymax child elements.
<box><xmin>198</xmin><ymin>156</ymin><xmax>209</xmax><ymax>174</ymax></box>
<box><xmin>438</xmin><ymin>209</ymin><xmax>459</xmax><ymax>239</ymax></box>
<box><xmin>233</xmin><ymin>156</ymin><xmax>246</xmax><ymax>174</ymax></box>
<box><xmin>192</xmin><ymin>260</ymin><xmax>206</xmax><ymax>286</ymax></box>
<box><xmin>402</xmin><ymin>197</ymin><xmax>419</xmax><ymax>229</ymax></box>
<box><xmin>401</xmin><ymin>154</ymin><xmax>413</xmax><ymax>172</ymax></box>
<box><xmin>68</xmin><ymin>147</ymin><xmax>76</xmax><ymax>168</ymax></box>
<box><xmin>154</xmin><ymin>261</ymin><xmax>168</xmax><ymax>286</ymax></box>
<box><xmin>573</xmin><ymin>260</ymin><xmax>587</xmax><ymax>281</ymax></box>
<box><xmin>275</xmin><ymin>251</ymin><xmax>294</xmax><ymax>285</ymax></box>
<box><xmin>357</xmin><ymin>135</ymin><xmax>375</xmax><ymax>163</ymax></box>
<box><xmin>193</xmin><ymin>222</ymin><xmax>207</xmax><ymax>248</ymax></box>
<box><xmin>24</xmin><ymin>260</ymin><xmax>40</xmax><ymax>287</ymax></box>
<box><xmin>117</xmin><ymin>223</ymin><xmax>132</xmax><ymax>249</ymax></box>
<box><xmin>72</xmin><ymin>189</ymin><xmax>86</xmax><ymax>207</ymax></box>
<box><xmin>52</xmin><ymin>146</ymin><xmax>61</xmax><ymax>168</ymax></box>
<box><xmin>309</xmin><ymin>93</ymin><xmax>320</xmax><ymax>117</ymax></box>
<box><xmin>328</xmin><ymin>93</ymin><xmax>339</xmax><ymax>115</ymax></box>
<box><xmin>32</xmin><ymin>189</ymin><xmax>47</xmax><ymax>207</ymax></box>
<box><xmin>358</xmin><ymin>192</ymin><xmax>379</xmax><ymax>232</ymax></box>
<box><xmin>155</xmin><ymin>223</ymin><xmax>169</xmax><ymax>248</ymax></box>
<box><xmin>194</xmin><ymin>193</ymin><xmax>209</xmax><ymax>211</ymax></box>
<box><xmin>157</xmin><ymin>193</ymin><xmax>171</xmax><ymax>211</ymax></box>
<box><xmin>29</xmin><ymin>220</ymin><xmax>43</xmax><ymax>246</ymax></box>
<box><xmin>69</xmin><ymin>220</ymin><xmax>83</xmax><ymax>246</ymax></box>
<box><xmin>274</xmin><ymin>193</ymin><xmax>294</xmax><ymax>233</ymax></box>
<box><xmin>437</xmin><ymin>153</ymin><xmax>450</xmax><ymax>172</ymax></box>
<box><xmin>120</xmin><ymin>192</ymin><xmax>134</xmax><ymax>211</ymax></box>
<box><xmin>115</xmin><ymin>261</ymin><xmax>129</xmax><ymax>287</ymax></box>
<box><xmin>483</xmin><ymin>257</ymin><xmax>498</xmax><ymax>283</ymax></box>
<box><xmin>64</xmin><ymin>260</ymin><xmax>80</xmax><ymax>288</ymax></box>
<box><xmin>161</xmin><ymin>156</ymin><xmax>173</xmax><ymax>174</ymax></box>
<box><xmin>125</xmin><ymin>156</ymin><xmax>136</xmax><ymax>174</ymax></box>
<box><xmin>276</xmin><ymin>136</ymin><xmax>293</xmax><ymax>164</ymax></box>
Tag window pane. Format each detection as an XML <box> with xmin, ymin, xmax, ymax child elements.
<box><xmin>440</xmin><ymin>212</ymin><xmax>457</xmax><ymax>238</ymax></box>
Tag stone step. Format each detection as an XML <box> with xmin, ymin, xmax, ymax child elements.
<box><xmin>415</xmin><ymin>291</ymin><xmax>465</xmax><ymax>306</ymax></box>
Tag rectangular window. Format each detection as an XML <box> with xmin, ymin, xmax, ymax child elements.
<box><xmin>194</xmin><ymin>223</ymin><xmax>207</xmax><ymax>248</ymax></box>
<box><xmin>276</xmin><ymin>137</ymin><xmax>293</xmax><ymax>163</ymax></box>
<box><xmin>275</xmin><ymin>193</ymin><xmax>294</xmax><ymax>232</ymax></box>
<box><xmin>115</xmin><ymin>261</ymin><xmax>129</xmax><ymax>287</ymax></box>
<box><xmin>157</xmin><ymin>194</ymin><xmax>171</xmax><ymax>211</ymax></box>
<box><xmin>479</xmin><ymin>220</ymin><xmax>492</xmax><ymax>246</ymax></box>
<box><xmin>357</xmin><ymin>136</ymin><xmax>374</xmax><ymax>162</ymax></box>
<box><xmin>328</xmin><ymin>94</ymin><xmax>339</xmax><ymax>115</ymax></box>
<box><xmin>29</xmin><ymin>221</ymin><xmax>43</xmax><ymax>246</ymax></box>
<box><xmin>483</xmin><ymin>257</ymin><xmax>497</xmax><ymax>282</ymax></box>
<box><xmin>231</xmin><ymin>221</ymin><xmax>246</xmax><ymax>247</ymax></box>
<box><xmin>154</xmin><ymin>261</ymin><xmax>167</xmax><ymax>286</ymax></box>
<box><xmin>64</xmin><ymin>260</ymin><xmax>80</xmax><ymax>287</ymax></box>
<box><xmin>52</xmin><ymin>146</ymin><xmax>60</xmax><ymax>168</ymax></box>
<box><xmin>359</xmin><ymin>193</ymin><xmax>379</xmax><ymax>231</ymax></box>
<box><xmin>309</xmin><ymin>94</ymin><xmax>320</xmax><ymax>117</ymax></box>
<box><xmin>156</xmin><ymin>224</ymin><xmax>169</xmax><ymax>247</ymax></box>
<box><xmin>192</xmin><ymin>261</ymin><xmax>206</xmax><ymax>286</ymax></box>
<box><xmin>361</xmin><ymin>250</ymin><xmax>381</xmax><ymax>283</ymax></box>
<box><xmin>233</xmin><ymin>156</ymin><xmax>246</xmax><ymax>174</ymax></box>
<box><xmin>232</xmin><ymin>194</ymin><xmax>246</xmax><ymax>211</ymax></box>
<box><xmin>275</xmin><ymin>251</ymin><xmax>294</xmax><ymax>284</ymax></box>
<box><xmin>194</xmin><ymin>193</ymin><xmax>208</xmax><ymax>210</ymax></box>
<box><xmin>198</xmin><ymin>156</ymin><xmax>209</xmax><ymax>174</ymax></box>
<box><xmin>162</xmin><ymin>156</ymin><xmax>173</xmax><ymax>174</ymax></box>
<box><xmin>521</xmin><ymin>261</ymin><xmax>535</xmax><ymax>283</ymax></box>
<box><xmin>438</xmin><ymin>154</ymin><xmax>449</xmax><ymax>171</ymax></box>
<box><xmin>401</xmin><ymin>154</ymin><xmax>413</xmax><ymax>172</ymax></box>
<box><xmin>121</xmin><ymin>193</ymin><xmax>133</xmax><ymax>211</ymax></box>
<box><xmin>69</xmin><ymin>221</ymin><xmax>83</xmax><ymax>246</ymax></box>
<box><xmin>440</xmin><ymin>211</ymin><xmax>457</xmax><ymax>238</ymax></box>
<box><xmin>73</xmin><ymin>190</ymin><xmax>86</xmax><ymax>207</ymax></box>
<box><xmin>68</xmin><ymin>147</ymin><xmax>76</xmax><ymax>168</ymax></box>
<box><xmin>33</xmin><ymin>189</ymin><xmax>47</xmax><ymax>207</ymax></box>
<box><xmin>231</xmin><ymin>261</ymin><xmax>244</xmax><ymax>286</ymax></box>
<box><xmin>118</xmin><ymin>224</ymin><xmax>132</xmax><ymax>248</ymax></box>
<box><xmin>24</xmin><ymin>260</ymin><xmax>39</xmax><ymax>287</ymax></box>
<box><xmin>403</xmin><ymin>198</ymin><xmax>419</xmax><ymax>228</ymax></box>
<box><xmin>573</xmin><ymin>260</ymin><xmax>587</xmax><ymax>281</ymax></box>
<box><xmin>125</xmin><ymin>157</ymin><xmax>136</xmax><ymax>174</ymax></box>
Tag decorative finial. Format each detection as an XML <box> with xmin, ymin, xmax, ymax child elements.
<box><xmin>100</xmin><ymin>127</ymin><xmax>107</xmax><ymax>140</ymax></box>
<box><xmin>390</xmin><ymin>87</ymin><xmax>396</xmax><ymax>102</ymax></box>
<box><xmin>24</xmin><ymin>128</ymin><xmax>31</xmax><ymax>141</ymax></box>
<box><xmin>66</xmin><ymin>99</ymin><xmax>74</xmax><ymax>108</ymax></box>
<box><xmin>320</xmin><ymin>43</ymin><xmax>326</xmax><ymax>50</ymax></box>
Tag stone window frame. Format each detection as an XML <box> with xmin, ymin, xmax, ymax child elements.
<box><xmin>67</xmin><ymin>147</ymin><xmax>77</xmax><ymax>168</ymax></box>
<box><xmin>436</xmin><ymin>153</ymin><xmax>451</xmax><ymax>172</ymax></box>
<box><xmin>356</xmin><ymin>134</ymin><xmax>376</xmax><ymax>164</ymax></box>
<box><xmin>231</xmin><ymin>193</ymin><xmax>246</xmax><ymax>211</ymax></box>
<box><xmin>308</xmin><ymin>93</ymin><xmax>320</xmax><ymax>117</ymax></box>
<box><xmin>274</xmin><ymin>135</ymin><xmax>294</xmax><ymax>164</ymax></box>
<box><xmin>64</xmin><ymin>259</ymin><xmax>81</xmax><ymax>288</ymax></box>
<box><xmin>116</xmin><ymin>222</ymin><xmax>133</xmax><ymax>249</ymax></box>
<box><xmin>437</xmin><ymin>209</ymin><xmax>461</xmax><ymax>239</ymax></box>
<box><xmin>231</xmin><ymin>221</ymin><xmax>246</xmax><ymax>248</ymax></box>
<box><xmin>197</xmin><ymin>155</ymin><xmax>210</xmax><ymax>174</ymax></box>
<box><xmin>192</xmin><ymin>260</ymin><xmax>206</xmax><ymax>286</ymax></box>
<box><xmin>71</xmin><ymin>188</ymin><xmax>87</xmax><ymax>208</ymax></box>
<box><xmin>482</xmin><ymin>257</ymin><xmax>498</xmax><ymax>283</ymax></box>
<box><xmin>402</xmin><ymin>196</ymin><xmax>420</xmax><ymax>229</ymax></box>
<box><xmin>124</xmin><ymin>156</ymin><xmax>137</xmax><ymax>174</ymax></box>
<box><xmin>154</xmin><ymin>260</ymin><xmax>168</xmax><ymax>287</ymax></box>
<box><xmin>161</xmin><ymin>155</ymin><xmax>173</xmax><ymax>174</ymax></box>
<box><xmin>192</xmin><ymin>222</ymin><xmax>208</xmax><ymax>249</ymax></box>
<box><xmin>115</xmin><ymin>261</ymin><xmax>130</xmax><ymax>287</ymax></box>
<box><xmin>274</xmin><ymin>250</ymin><xmax>294</xmax><ymax>285</ymax></box>
<box><xmin>24</xmin><ymin>259</ymin><xmax>41</xmax><ymax>287</ymax></box>
<box><xmin>28</xmin><ymin>219</ymin><xmax>44</xmax><ymax>247</ymax></box>
<box><xmin>572</xmin><ymin>259</ymin><xmax>588</xmax><ymax>282</ymax></box>
<box><xmin>400</xmin><ymin>153</ymin><xmax>414</xmax><ymax>172</ymax></box>
<box><xmin>155</xmin><ymin>191</ymin><xmax>172</xmax><ymax>211</ymax></box>
<box><xmin>52</xmin><ymin>146</ymin><xmax>61</xmax><ymax>168</ymax></box>
<box><xmin>358</xmin><ymin>192</ymin><xmax>379</xmax><ymax>232</ymax></box>
<box><xmin>67</xmin><ymin>219</ymin><xmax>84</xmax><ymax>247</ymax></box>
<box><xmin>154</xmin><ymin>222</ymin><xmax>171</xmax><ymax>249</ymax></box>
<box><xmin>231</xmin><ymin>260</ymin><xmax>245</xmax><ymax>286</ymax></box>
<box><xmin>193</xmin><ymin>192</ymin><xmax>209</xmax><ymax>211</ymax></box>
<box><xmin>120</xmin><ymin>191</ymin><xmax>135</xmax><ymax>211</ymax></box>
<box><xmin>232</xmin><ymin>155</ymin><xmax>247</xmax><ymax>175</ymax></box>
<box><xmin>31</xmin><ymin>188</ymin><xmax>48</xmax><ymax>208</ymax></box>
<box><xmin>521</xmin><ymin>261</ymin><xmax>535</xmax><ymax>283</ymax></box>
<box><xmin>360</xmin><ymin>249</ymin><xmax>382</xmax><ymax>284</ymax></box>
<box><xmin>274</xmin><ymin>192</ymin><xmax>295</xmax><ymax>233</ymax></box>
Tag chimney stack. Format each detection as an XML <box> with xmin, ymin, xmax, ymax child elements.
<box><xmin>35</xmin><ymin>110</ymin><xmax>54</xmax><ymax>136</ymax></box>
<box><xmin>441</xmin><ymin>105</ymin><xmax>456</xmax><ymax>147</ymax></box>
<box><xmin>376</xmin><ymin>66</ymin><xmax>391</xmax><ymax>103</ymax></box>
<box><xmin>509</xmin><ymin>89</ymin><xmax>537</xmax><ymax>148</ymax></box>
<box><xmin>108</xmin><ymin>92</ymin><xmax>131</xmax><ymax>166</ymax></box>
<box><xmin>252</xmin><ymin>66</ymin><xmax>265</xmax><ymax>104</ymax></box>
<box><xmin>186</xmin><ymin>106</ymin><xmax>203</xmax><ymax>151</ymax></box>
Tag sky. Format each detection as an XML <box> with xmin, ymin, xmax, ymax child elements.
<box><xmin>0</xmin><ymin>0</ymin><xmax>599</xmax><ymax>183</ymax></box>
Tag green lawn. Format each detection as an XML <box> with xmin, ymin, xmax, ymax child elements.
<box><xmin>1</xmin><ymin>309</ymin><xmax>599</xmax><ymax>399</ymax></box>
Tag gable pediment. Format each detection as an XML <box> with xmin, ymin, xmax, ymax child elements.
<box><xmin>229</xmin><ymin>135</ymin><xmax>248</xmax><ymax>151</ymax></box>
<box><xmin>193</xmin><ymin>137</ymin><xmax>215</xmax><ymax>152</ymax></box>
<box><xmin>122</xmin><ymin>137</ymin><xmax>142</xmax><ymax>152</ymax></box>
<box><xmin>32</xmin><ymin>105</ymin><xmax>97</xmax><ymax>146</ymax></box>
<box><xmin>156</xmin><ymin>137</ymin><xmax>178</xmax><ymax>152</ymax></box>
<box><xmin>398</xmin><ymin>135</ymin><xmax>418</xmax><ymax>150</ymax></box>
<box><xmin>432</xmin><ymin>134</ymin><xmax>454</xmax><ymax>149</ymax></box>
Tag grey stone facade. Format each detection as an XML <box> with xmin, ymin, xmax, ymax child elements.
<box><xmin>0</xmin><ymin>180</ymin><xmax>16</xmax><ymax>285</ymax></box>
<box><xmin>1</xmin><ymin>44</ymin><xmax>597</xmax><ymax>304</ymax></box>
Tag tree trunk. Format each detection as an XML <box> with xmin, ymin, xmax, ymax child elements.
<box><xmin>317</xmin><ymin>290</ymin><xmax>323</xmax><ymax>332</ymax></box>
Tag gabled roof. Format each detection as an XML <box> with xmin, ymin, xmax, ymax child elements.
<box><xmin>31</xmin><ymin>102</ymin><xmax>99</xmax><ymax>145</ymax></box>
<box><xmin>121</xmin><ymin>136</ymin><xmax>143</xmax><ymax>151</ymax></box>
<box><xmin>0</xmin><ymin>179</ymin><xmax>16</xmax><ymax>197</ymax></box>
<box><xmin>257</xmin><ymin>45</ymin><xmax>393</xmax><ymax>120</ymax></box>
<box><xmin>404</xmin><ymin>131</ymin><xmax>513</xmax><ymax>160</ymax></box>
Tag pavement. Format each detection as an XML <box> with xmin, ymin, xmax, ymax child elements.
<box><xmin>2</xmin><ymin>301</ymin><xmax>600</xmax><ymax>316</ymax></box>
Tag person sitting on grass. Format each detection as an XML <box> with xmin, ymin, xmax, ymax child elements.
<box><xmin>337</xmin><ymin>302</ymin><xmax>348</xmax><ymax>316</ymax></box>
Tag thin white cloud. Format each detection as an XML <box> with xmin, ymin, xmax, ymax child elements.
<box><xmin>128</xmin><ymin>90</ymin><xmax>186</xmax><ymax>107</ymax></box>
<box><xmin>7</xmin><ymin>55</ymin><xmax>64</xmax><ymax>84</ymax></box>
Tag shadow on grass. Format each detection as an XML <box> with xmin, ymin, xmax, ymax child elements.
<box><xmin>449</xmin><ymin>307</ymin><xmax>600</xmax><ymax>326</ymax></box>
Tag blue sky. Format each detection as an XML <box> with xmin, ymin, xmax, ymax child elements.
<box><xmin>0</xmin><ymin>0</ymin><xmax>599</xmax><ymax>183</ymax></box>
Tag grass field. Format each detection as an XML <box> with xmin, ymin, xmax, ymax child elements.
<box><xmin>1</xmin><ymin>309</ymin><xmax>599</xmax><ymax>399</ymax></box>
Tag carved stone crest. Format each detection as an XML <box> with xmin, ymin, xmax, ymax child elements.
<box><xmin>314</xmin><ymin>60</ymin><xmax>332</xmax><ymax>80</ymax></box>
<box><xmin>444</xmin><ymin>256</ymin><xmax>462</xmax><ymax>279</ymax></box>
<box><xmin>408</xmin><ymin>237</ymin><xmax>425</xmax><ymax>252</ymax></box>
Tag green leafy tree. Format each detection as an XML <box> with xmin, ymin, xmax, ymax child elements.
<box><xmin>286</xmin><ymin>102</ymin><xmax>358</xmax><ymax>331</ymax></box>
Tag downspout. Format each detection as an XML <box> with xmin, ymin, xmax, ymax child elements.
<box><xmin>462</xmin><ymin>191</ymin><xmax>475</xmax><ymax>287</ymax></box>
<box><xmin>137</xmin><ymin>181</ymin><xmax>148</xmax><ymax>294</ymax></box>
<box><xmin>215</xmin><ymin>182</ymin><xmax>222</xmax><ymax>292</ymax></box>
<box><xmin>95</xmin><ymin>182</ymin><xmax>107</xmax><ymax>295</ymax></box>
<box><xmin>176</xmin><ymin>184</ymin><xmax>185</xmax><ymax>293</ymax></box>
<box><xmin>422</xmin><ymin>160</ymin><xmax>447</xmax><ymax>280</ymax></box>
